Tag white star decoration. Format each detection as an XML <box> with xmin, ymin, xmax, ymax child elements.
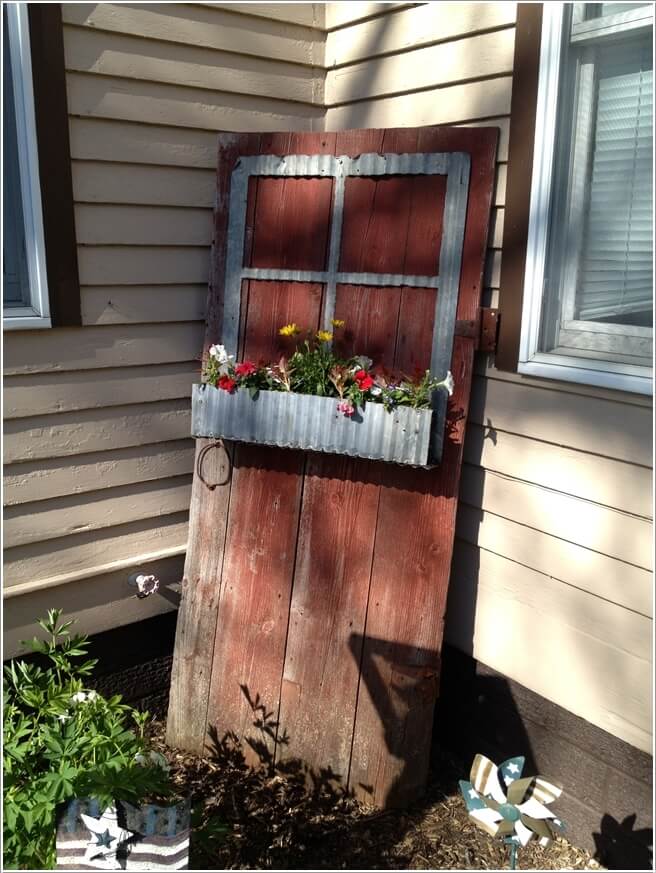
<box><xmin>506</xmin><ymin>762</ymin><xmax>520</xmax><ymax>774</ymax></box>
<box><xmin>468</xmin><ymin>788</ymin><xmax>479</xmax><ymax>799</ymax></box>
<box><xmin>80</xmin><ymin>806</ymin><xmax>134</xmax><ymax>870</ymax></box>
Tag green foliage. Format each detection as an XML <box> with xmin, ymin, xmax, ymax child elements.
<box><xmin>190</xmin><ymin>804</ymin><xmax>229</xmax><ymax>863</ymax></box>
<box><xmin>3</xmin><ymin>610</ymin><xmax>171</xmax><ymax>870</ymax></box>
<box><xmin>203</xmin><ymin>325</ymin><xmax>454</xmax><ymax>417</ymax></box>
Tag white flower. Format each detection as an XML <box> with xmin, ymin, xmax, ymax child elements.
<box><xmin>87</xmin><ymin>690</ymin><xmax>98</xmax><ymax>702</ymax></box>
<box><xmin>71</xmin><ymin>691</ymin><xmax>87</xmax><ymax>704</ymax></box>
<box><xmin>134</xmin><ymin>753</ymin><xmax>148</xmax><ymax>766</ymax></box>
<box><xmin>354</xmin><ymin>355</ymin><xmax>373</xmax><ymax>371</ymax></box>
<box><xmin>370</xmin><ymin>386</ymin><xmax>382</xmax><ymax>396</ymax></box>
<box><xmin>209</xmin><ymin>344</ymin><xmax>232</xmax><ymax>365</ymax></box>
<box><xmin>443</xmin><ymin>370</ymin><xmax>454</xmax><ymax>396</ymax></box>
<box><xmin>57</xmin><ymin>712</ymin><xmax>71</xmax><ymax>722</ymax></box>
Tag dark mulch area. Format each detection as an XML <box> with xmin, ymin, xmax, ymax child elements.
<box><xmin>148</xmin><ymin>718</ymin><xmax>600</xmax><ymax>871</ymax></box>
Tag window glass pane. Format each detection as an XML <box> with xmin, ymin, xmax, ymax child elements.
<box><xmin>576</xmin><ymin>37</ymin><xmax>652</xmax><ymax>327</ymax></box>
<box><xmin>586</xmin><ymin>3</ymin><xmax>652</xmax><ymax>20</ymax></box>
<box><xmin>2</xmin><ymin>6</ymin><xmax>30</xmax><ymax>309</ymax></box>
<box><xmin>541</xmin><ymin>12</ymin><xmax>653</xmax><ymax>367</ymax></box>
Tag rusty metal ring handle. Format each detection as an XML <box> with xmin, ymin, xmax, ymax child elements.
<box><xmin>196</xmin><ymin>439</ymin><xmax>231</xmax><ymax>490</ymax></box>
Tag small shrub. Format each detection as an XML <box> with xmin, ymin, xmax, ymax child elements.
<box><xmin>3</xmin><ymin>609</ymin><xmax>171</xmax><ymax>870</ymax></box>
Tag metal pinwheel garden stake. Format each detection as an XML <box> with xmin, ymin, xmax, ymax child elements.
<box><xmin>459</xmin><ymin>754</ymin><xmax>566</xmax><ymax>869</ymax></box>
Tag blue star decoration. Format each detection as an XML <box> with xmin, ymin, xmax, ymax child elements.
<box><xmin>80</xmin><ymin>805</ymin><xmax>135</xmax><ymax>869</ymax></box>
<box><xmin>94</xmin><ymin>828</ymin><xmax>116</xmax><ymax>849</ymax></box>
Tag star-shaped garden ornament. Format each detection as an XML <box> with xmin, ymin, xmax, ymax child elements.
<box><xmin>80</xmin><ymin>805</ymin><xmax>135</xmax><ymax>870</ymax></box>
<box><xmin>459</xmin><ymin>754</ymin><xmax>565</xmax><ymax>869</ymax></box>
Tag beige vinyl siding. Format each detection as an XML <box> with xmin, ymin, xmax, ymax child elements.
<box><xmin>2</xmin><ymin>3</ymin><xmax>325</xmax><ymax>655</ymax></box>
<box><xmin>320</xmin><ymin>1</ymin><xmax>653</xmax><ymax>754</ymax></box>
<box><xmin>3</xmin><ymin>2</ymin><xmax>652</xmax><ymax>756</ymax></box>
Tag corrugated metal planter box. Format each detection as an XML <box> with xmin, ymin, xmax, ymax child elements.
<box><xmin>191</xmin><ymin>384</ymin><xmax>435</xmax><ymax>467</ymax></box>
<box><xmin>56</xmin><ymin>797</ymin><xmax>190</xmax><ymax>870</ymax></box>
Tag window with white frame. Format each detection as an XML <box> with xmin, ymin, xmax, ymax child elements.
<box><xmin>2</xmin><ymin>3</ymin><xmax>51</xmax><ymax>329</ymax></box>
<box><xmin>519</xmin><ymin>2</ymin><xmax>653</xmax><ymax>394</ymax></box>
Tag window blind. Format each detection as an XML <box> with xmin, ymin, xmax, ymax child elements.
<box><xmin>576</xmin><ymin>36</ymin><xmax>653</xmax><ymax>323</ymax></box>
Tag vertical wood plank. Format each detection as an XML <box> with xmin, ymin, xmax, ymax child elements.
<box><xmin>167</xmin><ymin>133</ymin><xmax>259</xmax><ymax>752</ymax></box>
<box><xmin>277</xmin><ymin>456</ymin><xmax>381</xmax><ymax>780</ymax></box>
<box><xmin>348</xmin><ymin>126</ymin><xmax>498</xmax><ymax>806</ymax></box>
<box><xmin>204</xmin><ymin>131</ymin><xmax>336</xmax><ymax>764</ymax></box>
<box><xmin>275</xmin><ymin>128</ymin><xmax>387</xmax><ymax>781</ymax></box>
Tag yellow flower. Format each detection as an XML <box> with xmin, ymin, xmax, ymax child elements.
<box><xmin>279</xmin><ymin>323</ymin><xmax>300</xmax><ymax>337</ymax></box>
<box><xmin>331</xmin><ymin>319</ymin><xmax>345</xmax><ymax>328</ymax></box>
<box><xmin>316</xmin><ymin>330</ymin><xmax>333</xmax><ymax>343</ymax></box>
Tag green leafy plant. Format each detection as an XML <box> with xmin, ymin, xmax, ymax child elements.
<box><xmin>3</xmin><ymin>610</ymin><xmax>172</xmax><ymax>870</ymax></box>
<box><xmin>203</xmin><ymin>321</ymin><xmax>454</xmax><ymax>418</ymax></box>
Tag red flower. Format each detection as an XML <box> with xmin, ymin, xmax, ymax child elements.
<box><xmin>217</xmin><ymin>374</ymin><xmax>237</xmax><ymax>392</ymax></box>
<box><xmin>355</xmin><ymin>369</ymin><xmax>374</xmax><ymax>391</ymax></box>
<box><xmin>235</xmin><ymin>361</ymin><xmax>257</xmax><ymax>377</ymax></box>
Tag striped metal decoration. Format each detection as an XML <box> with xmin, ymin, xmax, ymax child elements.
<box><xmin>56</xmin><ymin>798</ymin><xmax>190</xmax><ymax>871</ymax></box>
<box><xmin>459</xmin><ymin>754</ymin><xmax>566</xmax><ymax>868</ymax></box>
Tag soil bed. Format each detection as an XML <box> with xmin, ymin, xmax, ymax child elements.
<box><xmin>148</xmin><ymin>720</ymin><xmax>601</xmax><ymax>871</ymax></box>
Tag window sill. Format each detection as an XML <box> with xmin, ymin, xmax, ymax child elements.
<box><xmin>518</xmin><ymin>354</ymin><xmax>652</xmax><ymax>395</ymax></box>
<box><xmin>3</xmin><ymin>313</ymin><xmax>52</xmax><ymax>330</ymax></box>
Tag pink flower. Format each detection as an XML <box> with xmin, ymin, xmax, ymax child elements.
<box><xmin>337</xmin><ymin>400</ymin><xmax>355</xmax><ymax>417</ymax></box>
<box><xmin>235</xmin><ymin>361</ymin><xmax>257</xmax><ymax>378</ymax></box>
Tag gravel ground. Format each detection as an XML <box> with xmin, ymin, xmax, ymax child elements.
<box><xmin>148</xmin><ymin>719</ymin><xmax>603</xmax><ymax>871</ymax></box>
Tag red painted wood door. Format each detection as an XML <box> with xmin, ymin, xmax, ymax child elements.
<box><xmin>168</xmin><ymin>127</ymin><xmax>498</xmax><ymax>807</ymax></box>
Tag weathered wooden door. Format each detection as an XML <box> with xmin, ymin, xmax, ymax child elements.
<box><xmin>168</xmin><ymin>127</ymin><xmax>498</xmax><ymax>807</ymax></box>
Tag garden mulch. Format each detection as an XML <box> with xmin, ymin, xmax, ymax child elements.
<box><xmin>148</xmin><ymin>719</ymin><xmax>602</xmax><ymax>871</ymax></box>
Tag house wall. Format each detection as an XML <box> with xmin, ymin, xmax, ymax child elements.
<box><xmin>321</xmin><ymin>1</ymin><xmax>653</xmax><ymax>754</ymax></box>
<box><xmin>3</xmin><ymin>2</ymin><xmax>652</xmax><ymax>757</ymax></box>
<box><xmin>3</xmin><ymin>2</ymin><xmax>325</xmax><ymax>646</ymax></box>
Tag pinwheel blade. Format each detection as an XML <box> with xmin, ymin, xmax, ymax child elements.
<box><xmin>507</xmin><ymin>776</ymin><xmax>535</xmax><ymax>805</ymax></box>
<box><xmin>470</xmin><ymin>754</ymin><xmax>507</xmax><ymax>804</ymax></box>
<box><xmin>514</xmin><ymin>818</ymin><xmax>535</xmax><ymax>847</ymax></box>
<box><xmin>517</xmin><ymin>796</ymin><xmax>556</xmax><ymax>820</ymax></box>
<box><xmin>459</xmin><ymin>780</ymin><xmax>488</xmax><ymax>812</ymax></box>
<box><xmin>470</xmin><ymin>806</ymin><xmax>503</xmax><ymax>837</ymax></box>
<box><xmin>531</xmin><ymin>776</ymin><xmax>562</xmax><ymax>804</ymax></box>
<box><xmin>499</xmin><ymin>756</ymin><xmax>525</xmax><ymax>785</ymax></box>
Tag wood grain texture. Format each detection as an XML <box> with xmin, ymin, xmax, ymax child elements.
<box><xmin>346</xmin><ymin>125</ymin><xmax>498</xmax><ymax>806</ymax></box>
<box><xmin>204</xmin><ymin>130</ymin><xmax>334</xmax><ymax>763</ymax></box>
<box><xmin>277</xmin><ymin>456</ymin><xmax>381</xmax><ymax>779</ymax></box>
<box><xmin>166</xmin><ymin>438</ymin><xmax>232</xmax><ymax>751</ymax></box>
<box><xmin>167</xmin><ymin>127</ymin><xmax>499</xmax><ymax>808</ymax></box>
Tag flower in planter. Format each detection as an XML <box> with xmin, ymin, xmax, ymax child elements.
<box><xmin>315</xmin><ymin>330</ymin><xmax>333</xmax><ymax>343</ymax></box>
<box><xmin>331</xmin><ymin>318</ymin><xmax>345</xmax><ymax>328</ymax></box>
<box><xmin>235</xmin><ymin>361</ymin><xmax>258</xmax><ymax>378</ymax></box>
<box><xmin>337</xmin><ymin>400</ymin><xmax>355</xmax><ymax>417</ymax></box>
<box><xmin>354</xmin><ymin>369</ymin><xmax>374</xmax><ymax>391</ymax></box>
<box><xmin>278</xmin><ymin>323</ymin><xmax>301</xmax><ymax>337</ymax></box>
<box><xmin>217</xmin><ymin>374</ymin><xmax>237</xmax><ymax>392</ymax></box>
<box><xmin>354</xmin><ymin>355</ymin><xmax>373</xmax><ymax>371</ymax></box>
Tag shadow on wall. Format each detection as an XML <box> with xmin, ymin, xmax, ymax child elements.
<box><xmin>434</xmin><ymin>645</ymin><xmax>654</xmax><ymax>871</ymax></box>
